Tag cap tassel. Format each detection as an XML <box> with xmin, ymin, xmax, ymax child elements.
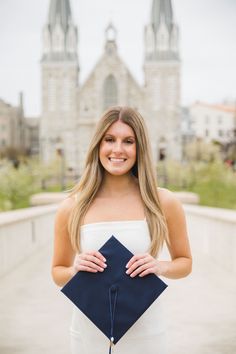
<box><xmin>109</xmin><ymin>337</ymin><xmax>114</xmax><ymax>354</ymax></box>
<box><xmin>108</xmin><ymin>285</ymin><xmax>118</xmax><ymax>354</ymax></box>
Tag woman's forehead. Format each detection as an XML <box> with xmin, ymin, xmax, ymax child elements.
<box><xmin>105</xmin><ymin>120</ymin><xmax>135</xmax><ymax>137</ymax></box>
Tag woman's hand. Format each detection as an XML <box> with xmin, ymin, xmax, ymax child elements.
<box><xmin>71</xmin><ymin>251</ymin><xmax>107</xmax><ymax>276</ymax></box>
<box><xmin>125</xmin><ymin>253</ymin><xmax>169</xmax><ymax>278</ymax></box>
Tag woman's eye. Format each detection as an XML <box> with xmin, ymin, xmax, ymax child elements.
<box><xmin>104</xmin><ymin>137</ymin><xmax>135</xmax><ymax>144</ymax></box>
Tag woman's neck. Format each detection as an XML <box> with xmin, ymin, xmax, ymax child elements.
<box><xmin>98</xmin><ymin>173</ymin><xmax>138</xmax><ymax>198</ymax></box>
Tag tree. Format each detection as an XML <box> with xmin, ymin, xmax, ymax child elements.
<box><xmin>184</xmin><ymin>138</ymin><xmax>221</xmax><ymax>163</ymax></box>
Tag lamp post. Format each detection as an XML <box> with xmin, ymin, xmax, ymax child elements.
<box><xmin>158</xmin><ymin>138</ymin><xmax>168</xmax><ymax>187</ymax></box>
<box><xmin>55</xmin><ymin>137</ymin><xmax>66</xmax><ymax>191</ymax></box>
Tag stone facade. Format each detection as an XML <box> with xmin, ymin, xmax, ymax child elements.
<box><xmin>0</xmin><ymin>98</ymin><xmax>22</xmax><ymax>152</ymax></box>
<box><xmin>0</xmin><ymin>94</ymin><xmax>39</xmax><ymax>156</ymax></box>
<box><xmin>40</xmin><ymin>0</ymin><xmax>181</xmax><ymax>176</ymax></box>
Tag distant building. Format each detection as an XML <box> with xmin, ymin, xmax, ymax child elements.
<box><xmin>40</xmin><ymin>0</ymin><xmax>182</xmax><ymax>175</ymax></box>
<box><xmin>0</xmin><ymin>94</ymin><xmax>24</xmax><ymax>153</ymax></box>
<box><xmin>0</xmin><ymin>93</ymin><xmax>39</xmax><ymax>156</ymax></box>
<box><xmin>189</xmin><ymin>102</ymin><xmax>236</xmax><ymax>144</ymax></box>
<box><xmin>24</xmin><ymin>117</ymin><xmax>40</xmax><ymax>155</ymax></box>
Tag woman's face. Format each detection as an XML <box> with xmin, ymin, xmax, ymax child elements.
<box><xmin>99</xmin><ymin>120</ymin><xmax>136</xmax><ymax>176</ymax></box>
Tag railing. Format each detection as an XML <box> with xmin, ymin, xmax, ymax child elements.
<box><xmin>0</xmin><ymin>205</ymin><xmax>58</xmax><ymax>277</ymax></box>
<box><xmin>183</xmin><ymin>204</ymin><xmax>236</xmax><ymax>273</ymax></box>
<box><xmin>0</xmin><ymin>203</ymin><xmax>235</xmax><ymax>277</ymax></box>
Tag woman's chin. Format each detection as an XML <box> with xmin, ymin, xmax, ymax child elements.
<box><xmin>105</xmin><ymin>168</ymin><xmax>132</xmax><ymax>177</ymax></box>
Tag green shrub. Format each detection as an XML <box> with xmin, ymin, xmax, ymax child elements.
<box><xmin>157</xmin><ymin>160</ymin><xmax>236</xmax><ymax>210</ymax></box>
<box><xmin>0</xmin><ymin>160</ymin><xmax>37</xmax><ymax>210</ymax></box>
<box><xmin>0</xmin><ymin>156</ymin><xmax>69</xmax><ymax>211</ymax></box>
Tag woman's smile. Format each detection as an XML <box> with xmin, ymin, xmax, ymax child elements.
<box><xmin>108</xmin><ymin>157</ymin><xmax>127</xmax><ymax>163</ymax></box>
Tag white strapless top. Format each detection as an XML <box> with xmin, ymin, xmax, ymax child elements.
<box><xmin>80</xmin><ymin>219</ymin><xmax>150</xmax><ymax>255</ymax></box>
<box><xmin>70</xmin><ymin>220</ymin><xmax>168</xmax><ymax>343</ymax></box>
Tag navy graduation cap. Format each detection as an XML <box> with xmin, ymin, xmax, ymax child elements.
<box><xmin>61</xmin><ymin>236</ymin><xmax>168</xmax><ymax>352</ymax></box>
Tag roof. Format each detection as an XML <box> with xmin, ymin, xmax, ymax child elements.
<box><xmin>193</xmin><ymin>102</ymin><xmax>236</xmax><ymax>114</ymax></box>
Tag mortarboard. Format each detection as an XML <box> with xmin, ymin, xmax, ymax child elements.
<box><xmin>61</xmin><ymin>235</ymin><xmax>167</xmax><ymax>352</ymax></box>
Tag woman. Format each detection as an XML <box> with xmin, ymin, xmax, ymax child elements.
<box><xmin>52</xmin><ymin>106</ymin><xmax>192</xmax><ymax>353</ymax></box>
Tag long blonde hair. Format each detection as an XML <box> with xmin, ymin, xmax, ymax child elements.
<box><xmin>68</xmin><ymin>106</ymin><xmax>169</xmax><ymax>257</ymax></box>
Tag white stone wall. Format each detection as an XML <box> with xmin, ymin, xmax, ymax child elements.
<box><xmin>184</xmin><ymin>204</ymin><xmax>236</xmax><ymax>274</ymax></box>
<box><xmin>0</xmin><ymin>205</ymin><xmax>58</xmax><ymax>277</ymax></box>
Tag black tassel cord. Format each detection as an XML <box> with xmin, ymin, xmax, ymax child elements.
<box><xmin>109</xmin><ymin>285</ymin><xmax>118</xmax><ymax>354</ymax></box>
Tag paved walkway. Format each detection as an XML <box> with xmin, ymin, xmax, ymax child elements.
<box><xmin>0</xmin><ymin>243</ymin><xmax>235</xmax><ymax>354</ymax></box>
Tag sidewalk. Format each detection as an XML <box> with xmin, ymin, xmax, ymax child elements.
<box><xmin>0</xmin><ymin>243</ymin><xmax>235</xmax><ymax>354</ymax></box>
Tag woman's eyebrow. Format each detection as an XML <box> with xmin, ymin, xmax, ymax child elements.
<box><xmin>104</xmin><ymin>134</ymin><xmax>135</xmax><ymax>139</ymax></box>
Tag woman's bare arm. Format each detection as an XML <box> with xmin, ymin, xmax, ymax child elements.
<box><xmin>51</xmin><ymin>197</ymin><xmax>76</xmax><ymax>287</ymax></box>
<box><xmin>159</xmin><ymin>188</ymin><xmax>192</xmax><ymax>279</ymax></box>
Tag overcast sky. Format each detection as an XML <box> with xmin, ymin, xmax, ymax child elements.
<box><xmin>0</xmin><ymin>0</ymin><xmax>235</xmax><ymax>116</ymax></box>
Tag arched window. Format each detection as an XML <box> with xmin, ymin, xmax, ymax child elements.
<box><xmin>103</xmin><ymin>75</ymin><xmax>118</xmax><ymax>110</ymax></box>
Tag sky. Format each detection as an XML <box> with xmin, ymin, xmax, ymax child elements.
<box><xmin>0</xmin><ymin>0</ymin><xmax>235</xmax><ymax>117</ymax></box>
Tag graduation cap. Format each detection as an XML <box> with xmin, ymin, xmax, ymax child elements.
<box><xmin>61</xmin><ymin>235</ymin><xmax>167</xmax><ymax>352</ymax></box>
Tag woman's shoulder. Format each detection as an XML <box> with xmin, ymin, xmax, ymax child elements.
<box><xmin>157</xmin><ymin>187</ymin><xmax>175</xmax><ymax>201</ymax></box>
<box><xmin>157</xmin><ymin>187</ymin><xmax>184</xmax><ymax>220</ymax></box>
<box><xmin>55</xmin><ymin>195</ymin><xmax>77</xmax><ymax>221</ymax></box>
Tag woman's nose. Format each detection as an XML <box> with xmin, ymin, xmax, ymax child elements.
<box><xmin>112</xmin><ymin>141</ymin><xmax>123</xmax><ymax>152</ymax></box>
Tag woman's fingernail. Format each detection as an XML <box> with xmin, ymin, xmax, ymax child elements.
<box><xmin>126</xmin><ymin>264</ymin><xmax>129</xmax><ymax>268</ymax></box>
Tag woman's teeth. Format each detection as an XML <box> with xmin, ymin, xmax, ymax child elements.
<box><xmin>109</xmin><ymin>158</ymin><xmax>126</xmax><ymax>162</ymax></box>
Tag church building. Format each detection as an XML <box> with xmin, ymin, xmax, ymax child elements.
<box><xmin>40</xmin><ymin>0</ymin><xmax>181</xmax><ymax>176</ymax></box>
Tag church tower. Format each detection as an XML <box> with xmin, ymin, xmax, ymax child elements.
<box><xmin>144</xmin><ymin>0</ymin><xmax>181</xmax><ymax>162</ymax></box>
<box><xmin>40</xmin><ymin>0</ymin><xmax>79</xmax><ymax>169</ymax></box>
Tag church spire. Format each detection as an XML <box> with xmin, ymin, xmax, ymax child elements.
<box><xmin>145</xmin><ymin>0</ymin><xmax>179</xmax><ymax>61</ymax></box>
<box><xmin>151</xmin><ymin>0</ymin><xmax>173</xmax><ymax>33</ymax></box>
<box><xmin>42</xmin><ymin>0</ymin><xmax>78</xmax><ymax>61</ymax></box>
<box><xmin>48</xmin><ymin>0</ymin><xmax>72</xmax><ymax>32</ymax></box>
